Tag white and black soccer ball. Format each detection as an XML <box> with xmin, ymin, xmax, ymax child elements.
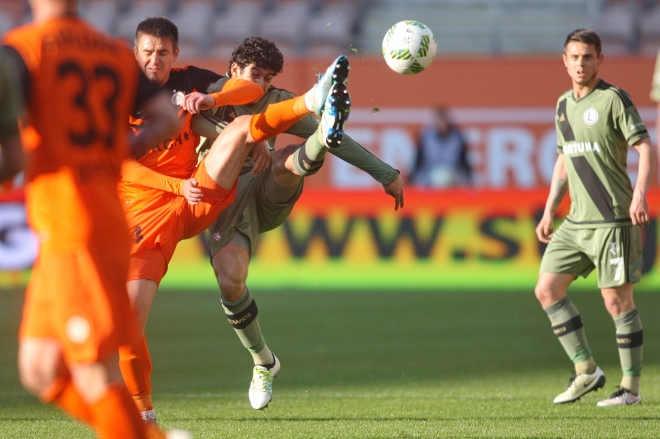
<box><xmin>382</xmin><ymin>21</ymin><xmax>437</xmax><ymax>75</ymax></box>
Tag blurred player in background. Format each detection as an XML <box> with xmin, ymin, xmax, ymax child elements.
<box><xmin>0</xmin><ymin>47</ymin><xmax>24</xmax><ymax>183</ymax></box>
<box><xmin>117</xmin><ymin>19</ymin><xmax>352</xmax><ymax>422</ymax></box>
<box><xmin>190</xmin><ymin>36</ymin><xmax>404</xmax><ymax>410</ymax></box>
<box><xmin>1</xmin><ymin>1</ymin><xmax>186</xmax><ymax>438</ymax></box>
<box><xmin>535</xmin><ymin>29</ymin><xmax>655</xmax><ymax>407</ymax></box>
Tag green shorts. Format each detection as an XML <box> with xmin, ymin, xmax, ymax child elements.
<box><xmin>207</xmin><ymin>165</ymin><xmax>304</xmax><ymax>257</ymax></box>
<box><xmin>540</xmin><ymin>222</ymin><xmax>642</xmax><ymax>288</ymax></box>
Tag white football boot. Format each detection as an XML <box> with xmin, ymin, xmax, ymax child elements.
<box><xmin>597</xmin><ymin>387</ymin><xmax>641</xmax><ymax>407</ymax></box>
<box><xmin>553</xmin><ymin>366</ymin><xmax>606</xmax><ymax>404</ymax></box>
<box><xmin>249</xmin><ymin>354</ymin><xmax>281</xmax><ymax>410</ymax></box>
<box><xmin>304</xmin><ymin>55</ymin><xmax>350</xmax><ymax>116</ymax></box>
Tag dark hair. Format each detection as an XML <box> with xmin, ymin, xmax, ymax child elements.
<box><xmin>564</xmin><ymin>29</ymin><xmax>601</xmax><ymax>56</ymax></box>
<box><xmin>135</xmin><ymin>17</ymin><xmax>179</xmax><ymax>51</ymax></box>
<box><xmin>228</xmin><ymin>37</ymin><xmax>284</xmax><ymax>76</ymax></box>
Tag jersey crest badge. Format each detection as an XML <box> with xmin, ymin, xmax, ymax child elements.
<box><xmin>583</xmin><ymin>108</ymin><xmax>598</xmax><ymax>126</ymax></box>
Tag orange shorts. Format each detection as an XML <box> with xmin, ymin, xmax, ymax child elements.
<box><xmin>19</xmin><ymin>245</ymin><xmax>139</xmax><ymax>365</ymax></box>
<box><xmin>126</xmin><ymin>158</ymin><xmax>237</xmax><ymax>284</ymax></box>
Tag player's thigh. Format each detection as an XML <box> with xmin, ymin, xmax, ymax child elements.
<box><xmin>22</xmin><ymin>249</ymin><xmax>138</xmax><ymax>365</ymax></box>
<box><xmin>255</xmin><ymin>163</ymin><xmax>303</xmax><ymax>233</ymax></box>
<box><xmin>204</xmin><ymin>115</ymin><xmax>252</xmax><ymax>190</ymax></box>
<box><xmin>17</xmin><ymin>337</ymin><xmax>63</xmax><ymax>393</ymax></box>
<box><xmin>183</xmin><ymin>158</ymin><xmax>239</xmax><ymax>240</ymax></box>
<box><xmin>540</xmin><ymin>224</ymin><xmax>594</xmax><ymax>278</ymax></box>
<box><xmin>593</xmin><ymin>225</ymin><xmax>642</xmax><ymax>289</ymax></box>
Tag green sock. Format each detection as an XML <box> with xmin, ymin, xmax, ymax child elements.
<box><xmin>614</xmin><ymin>308</ymin><xmax>643</xmax><ymax>395</ymax></box>
<box><xmin>222</xmin><ymin>287</ymin><xmax>273</xmax><ymax>366</ymax></box>
<box><xmin>544</xmin><ymin>297</ymin><xmax>593</xmax><ymax>367</ymax></box>
<box><xmin>292</xmin><ymin>130</ymin><xmax>327</xmax><ymax>176</ymax></box>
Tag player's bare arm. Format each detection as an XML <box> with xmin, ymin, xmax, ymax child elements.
<box><xmin>536</xmin><ymin>154</ymin><xmax>568</xmax><ymax>243</ymax></box>
<box><xmin>630</xmin><ymin>137</ymin><xmax>657</xmax><ymax>226</ymax></box>
<box><xmin>249</xmin><ymin>141</ymin><xmax>271</xmax><ymax>175</ymax></box>
<box><xmin>383</xmin><ymin>174</ymin><xmax>404</xmax><ymax>211</ymax></box>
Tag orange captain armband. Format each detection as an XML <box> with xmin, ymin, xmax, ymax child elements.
<box><xmin>209</xmin><ymin>78</ymin><xmax>264</xmax><ymax>107</ymax></box>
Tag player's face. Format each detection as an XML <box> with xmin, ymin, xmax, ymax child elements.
<box><xmin>562</xmin><ymin>41</ymin><xmax>603</xmax><ymax>89</ymax></box>
<box><xmin>134</xmin><ymin>34</ymin><xmax>179</xmax><ymax>86</ymax></box>
<box><xmin>230</xmin><ymin>62</ymin><xmax>275</xmax><ymax>95</ymax></box>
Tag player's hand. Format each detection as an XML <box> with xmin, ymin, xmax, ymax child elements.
<box><xmin>535</xmin><ymin>214</ymin><xmax>554</xmax><ymax>243</ymax></box>
<box><xmin>179</xmin><ymin>92</ymin><xmax>215</xmax><ymax>114</ymax></box>
<box><xmin>250</xmin><ymin>141</ymin><xmax>271</xmax><ymax>175</ymax></box>
<box><xmin>383</xmin><ymin>175</ymin><xmax>404</xmax><ymax>211</ymax></box>
<box><xmin>630</xmin><ymin>189</ymin><xmax>650</xmax><ymax>226</ymax></box>
<box><xmin>183</xmin><ymin>178</ymin><xmax>203</xmax><ymax>205</ymax></box>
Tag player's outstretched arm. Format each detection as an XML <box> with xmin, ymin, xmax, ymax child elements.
<box><xmin>536</xmin><ymin>154</ymin><xmax>568</xmax><ymax>243</ymax></box>
<box><xmin>179</xmin><ymin>78</ymin><xmax>264</xmax><ymax>114</ymax></box>
<box><xmin>121</xmin><ymin>159</ymin><xmax>204</xmax><ymax>205</ymax></box>
<box><xmin>630</xmin><ymin>137</ymin><xmax>657</xmax><ymax>226</ymax></box>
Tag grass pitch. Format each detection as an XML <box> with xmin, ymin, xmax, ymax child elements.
<box><xmin>2</xmin><ymin>287</ymin><xmax>660</xmax><ymax>438</ymax></box>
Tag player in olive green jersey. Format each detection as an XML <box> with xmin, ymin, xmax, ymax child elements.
<box><xmin>191</xmin><ymin>37</ymin><xmax>404</xmax><ymax>410</ymax></box>
<box><xmin>535</xmin><ymin>29</ymin><xmax>656</xmax><ymax>407</ymax></box>
<box><xmin>0</xmin><ymin>47</ymin><xmax>24</xmax><ymax>183</ymax></box>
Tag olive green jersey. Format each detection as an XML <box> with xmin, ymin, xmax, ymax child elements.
<box><xmin>555</xmin><ymin>79</ymin><xmax>649</xmax><ymax>228</ymax></box>
<box><xmin>191</xmin><ymin>78</ymin><xmax>400</xmax><ymax>185</ymax></box>
<box><xmin>0</xmin><ymin>48</ymin><xmax>22</xmax><ymax>140</ymax></box>
<box><xmin>650</xmin><ymin>49</ymin><xmax>660</xmax><ymax>103</ymax></box>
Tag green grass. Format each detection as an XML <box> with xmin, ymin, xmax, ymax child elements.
<box><xmin>2</xmin><ymin>288</ymin><xmax>660</xmax><ymax>438</ymax></box>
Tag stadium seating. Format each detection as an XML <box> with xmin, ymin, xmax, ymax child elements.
<box><xmin>639</xmin><ymin>1</ymin><xmax>660</xmax><ymax>56</ymax></box>
<box><xmin>306</xmin><ymin>0</ymin><xmax>363</xmax><ymax>55</ymax></box>
<box><xmin>210</xmin><ymin>0</ymin><xmax>263</xmax><ymax>58</ymax></box>
<box><xmin>79</xmin><ymin>0</ymin><xmax>120</xmax><ymax>34</ymax></box>
<box><xmin>258</xmin><ymin>0</ymin><xmax>311</xmax><ymax>55</ymax></box>
<box><xmin>115</xmin><ymin>0</ymin><xmax>171</xmax><ymax>43</ymax></box>
<box><xmin>168</xmin><ymin>0</ymin><xmax>216</xmax><ymax>58</ymax></box>
<box><xmin>592</xmin><ymin>0</ymin><xmax>641</xmax><ymax>56</ymax></box>
<box><xmin>7</xmin><ymin>0</ymin><xmax>660</xmax><ymax>57</ymax></box>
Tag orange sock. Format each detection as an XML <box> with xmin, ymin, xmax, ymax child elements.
<box><xmin>40</xmin><ymin>370</ymin><xmax>93</xmax><ymax>424</ymax></box>
<box><xmin>90</xmin><ymin>382</ymin><xmax>146</xmax><ymax>439</ymax></box>
<box><xmin>119</xmin><ymin>335</ymin><xmax>154</xmax><ymax>412</ymax></box>
<box><xmin>249</xmin><ymin>96</ymin><xmax>309</xmax><ymax>143</ymax></box>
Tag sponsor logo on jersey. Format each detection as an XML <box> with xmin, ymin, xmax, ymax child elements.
<box><xmin>630</xmin><ymin>122</ymin><xmax>645</xmax><ymax>131</ymax></box>
<box><xmin>610</xmin><ymin>242</ymin><xmax>617</xmax><ymax>256</ymax></box>
<box><xmin>66</xmin><ymin>316</ymin><xmax>90</xmax><ymax>344</ymax></box>
<box><xmin>583</xmin><ymin>108</ymin><xmax>598</xmax><ymax>126</ymax></box>
<box><xmin>212</xmin><ymin>232</ymin><xmax>222</xmax><ymax>241</ymax></box>
<box><xmin>561</xmin><ymin>141</ymin><xmax>601</xmax><ymax>155</ymax></box>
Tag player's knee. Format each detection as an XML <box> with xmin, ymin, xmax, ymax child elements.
<box><xmin>217</xmin><ymin>272</ymin><xmax>246</xmax><ymax>301</ymax></box>
<box><xmin>534</xmin><ymin>282</ymin><xmax>553</xmax><ymax>306</ymax></box>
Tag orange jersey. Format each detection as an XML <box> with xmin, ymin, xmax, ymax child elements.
<box><xmin>3</xmin><ymin>17</ymin><xmax>142</xmax><ymax>252</ymax></box>
<box><xmin>119</xmin><ymin>67</ymin><xmax>226</xmax><ymax>211</ymax></box>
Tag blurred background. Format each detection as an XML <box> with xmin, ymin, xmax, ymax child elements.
<box><xmin>1</xmin><ymin>0</ymin><xmax>659</xmax><ymax>292</ymax></box>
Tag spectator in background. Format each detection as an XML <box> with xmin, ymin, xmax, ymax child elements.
<box><xmin>410</xmin><ymin>106</ymin><xmax>472</xmax><ymax>188</ymax></box>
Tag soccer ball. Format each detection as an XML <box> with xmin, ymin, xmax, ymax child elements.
<box><xmin>382</xmin><ymin>21</ymin><xmax>437</xmax><ymax>75</ymax></box>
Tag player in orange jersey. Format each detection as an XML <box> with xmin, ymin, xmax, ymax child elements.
<box><xmin>116</xmin><ymin>17</ymin><xmax>351</xmax><ymax>424</ymax></box>
<box><xmin>2</xmin><ymin>1</ymin><xmax>188</xmax><ymax>438</ymax></box>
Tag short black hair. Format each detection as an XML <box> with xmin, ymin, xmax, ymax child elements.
<box><xmin>228</xmin><ymin>37</ymin><xmax>284</xmax><ymax>76</ymax></box>
<box><xmin>135</xmin><ymin>17</ymin><xmax>179</xmax><ymax>51</ymax></box>
<box><xmin>564</xmin><ymin>29</ymin><xmax>602</xmax><ymax>56</ymax></box>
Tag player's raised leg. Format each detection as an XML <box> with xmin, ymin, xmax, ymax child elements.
<box><xmin>203</xmin><ymin>55</ymin><xmax>350</xmax><ymax>189</ymax></box>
